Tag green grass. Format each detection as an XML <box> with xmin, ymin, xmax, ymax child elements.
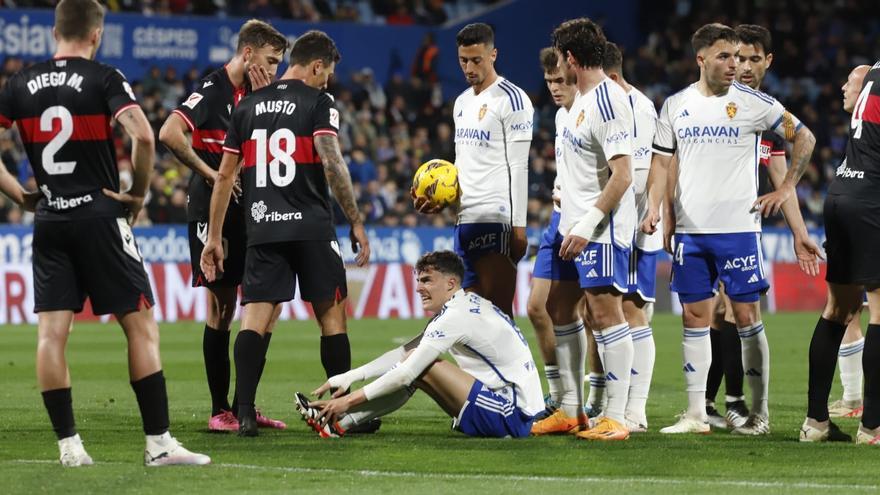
<box><xmin>0</xmin><ymin>313</ymin><xmax>877</xmax><ymax>494</ymax></box>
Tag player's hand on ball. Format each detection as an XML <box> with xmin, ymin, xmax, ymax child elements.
<box><xmin>559</xmin><ymin>234</ymin><xmax>588</xmax><ymax>261</ymax></box>
<box><xmin>200</xmin><ymin>239</ymin><xmax>225</xmax><ymax>283</ymax></box>
<box><xmin>102</xmin><ymin>188</ymin><xmax>144</xmax><ymax>226</ymax></box>
<box><xmin>752</xmin><ymin>184</ymin><xmax>794</xmax><ymax>218</ymax></box>
<box><xmin>350</xmin><ymin>223</ymin><xmax>371</xmax><ymax>267</ymax></box>
<box><xmin>793</xmin><ymin>234</ymin><xmax>824</xmax><ymax>277</ymax></box>
<box><xmin>411</xmin><ymin>187</ymin><xmax>443</xmax><ymax>214</ymax></box>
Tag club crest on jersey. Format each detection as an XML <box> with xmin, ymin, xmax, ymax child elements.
<box><xmin>726</xmin><ymin>102</ymin><xmax>738</xmax><ymax>119</ymax></box>
<box><xmin>576</xmin><ymin>110</ymin><xmax>585</xmax><ymax>127</ymax></box>
<box><xmin>478</xmin><ymin>104</ymin><xmax>488</xmax><ymax>121</ymax></box>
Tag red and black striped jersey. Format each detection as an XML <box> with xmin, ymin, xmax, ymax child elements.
<box><xmin>0</xmin><ymin>57</ymin><xmax>136</xmax><ymax>221</ymax></box>
<box><xmin>222</xmin><ymin>79</ymin><xmax>339</xmax><ymax>246</ymax></box>
<box><xmin>171</xmin><ymin>66</ymin><xmax>247</xmax><ymax>222</ymax></box>
<box><xmin>757</xmin><ymin>130</ymin><xmax>786</xmax><ymax>195</ymax></box>
<box><xmin>829</xmin><ymin>61</ymin><xmax>880</xmax><ymax>198</ymax></box>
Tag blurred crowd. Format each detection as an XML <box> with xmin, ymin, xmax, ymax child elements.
<box><xmin>1</xmin><ymin>0</ymin><xmax>495</xmax><ymax>25</ymax></box>
<box><xmin>1</xmin><ymin>0</ymin><xmax>878</xmax><ymax>230</ymax></box>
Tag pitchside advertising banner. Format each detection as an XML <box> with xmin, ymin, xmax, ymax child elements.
<box><xmin>0</xmin><ymin>225</ymin><xmax>826</xmax><ymax>324</ymax></box>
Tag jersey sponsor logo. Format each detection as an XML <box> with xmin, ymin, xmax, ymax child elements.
<box><xmin>575</xmin><ymin>249</ymin><xmax>598</xmax><ymax>267</ymax></box>
<box><xmin>182</xmin><ymin>92</ymin><xmax>203</xmax><ymax>109</ymax></box>
<box><xmin>835</xmin><ymin>160</ymin><xmax>865</xmax><ymax>179</ymax></box>
<box><xmin>255</xmin><ymin>100</ymin><xmax>297</xmax><ymax>116</ymax></box>
<box><xmin>723</xmin><ymin>254</ymin><xmax>757</xmax><ymax>272</ymax></box>
<box><xmin>726</xmin><ymin>102</ymin><xmax>738</xmax><ymax>119</ymax></box>
<box><xmin>454</xmin><ymin>127</ymin><xmax>491</xmax><ymax>148</ymax></box>
<box><xmin>759</xmin><ymin>143</ymin><xmax>772</xmax><ymax>160</ymax></box>
<box><xmin>633</xmin><ymin>146</ymin><xmax>651</xmax><ymax>160</ymax></box>
<box><xmin>26</xmin><ymin>71</ymin><xmax>84</xmax><ymax>94</ymax></box>
<box><xmin>249</xmin><ymin>200</ymin><xmax>303</xmax><ymax>224</ymax></box>
<box><xmin>509</xmin><ymin>121</ymin><xmax>532</xmax><ymax>132</ymax></box>
<box><xmin>467</xmin><ymin>232</ymin><xmax>497</xmax><ymax>251</ymax></box>
<box><xmin>329</xmin><ymin>108</ymin><xmax>340</xmax><ymax>129</ymax></box>
<box><xmin>425</xmin><ymin>329</ymin><xmax>446</xmax><ymax>339</ymax></box>
<box><xmin>677</xmin><ymin>125</ymin><xmax>740</xmax><ymax>145</ymax></box>
<box><xmin>678</xmin><ymin>109</ymin><xmax>690</xmax><ymax>118</ymax></box>
<box><xmin>605</xmin><ymin>130</ymin><xmax>629</xmax><ymax>146</ymax></box>
<box><xmin>561</xmin><ymin>127</ymin><xmax>585</xmax><ymax>150</ymax></box>
<box><xmin>478</xmin><ymin>103</ymin><xmax>488</xmax><ymax>121</ymax></box>
<box><xmin>202</xmin><ymin>80</ymin><xmax>214</xmax><ymax>88</ymax></box>
<box><xmin>39</xmin><ymin>185</ymin><xmax>93</xmax><ymax>211</ymax></box>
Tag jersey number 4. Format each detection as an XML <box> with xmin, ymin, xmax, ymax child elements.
<box><xmin>852</xmin><ymin>81</ymin><xmax>875</xmax><ymax>140</ymax></box>
<box><xmin>251</xmin><ymin>128</ymin><xmax>297</xmax><ymax>188</ymax></box>
<box><xmin>41</xmin><ymin>106</ymin><xmax>76</xmax><ymax>175</ymax></box>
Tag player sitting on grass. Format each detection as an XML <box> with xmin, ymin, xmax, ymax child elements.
<box><xmin>295</xmin><ymin>250</ymin><xmax>544</xmax><ymax>438</ymax></box>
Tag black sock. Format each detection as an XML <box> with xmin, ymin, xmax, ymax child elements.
<box><xmin>131</xmin><ymin>371</ymin><xmax>170</xmax><ymax>436</ymax></box>
<box><xmin>721</xmin><ymin>321</ymin><xmax>744</xmax><ymax>400</ymax></box>
<box><xmin>862</xmin><ymin>324</ymin><xmax>880</xmax><ymax>429</ymax></box>
<box><xmin>233</xmin><ymin>330</ymin><xmax>266</xmax><ymax>417</ymax></box>
<box><xmin>257</xmin><ymin>332</ymin><xmax>273</xmax><ymax>384</ymax></box>
<box><xmin>42</xmin><ymin>388</ymin><xmax>76</xmax><ymax>440</ymax></box>
<box><xmin>706</xmin><ymin>328</ymin><xmax>723</xmax><ymax>404</ymax></box>
<box><xmin>807</xmin><ymin>317</ymin><xmax>846</xmax><ymax>421</ymax></box>
<box><xmin>321</xmin><ymin>333</ymin><xmax>351</xmax><ymax>379</ymax></box>
<box><xmin>203</xmin><ymin>325</ymin><xmax>231</xmax><ymax>416</ymax></box>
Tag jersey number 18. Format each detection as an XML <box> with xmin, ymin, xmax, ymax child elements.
<box><xmin>250</xmin><ymin>128</ymin><xmax>297</xmax><ymax>187</ymax></box>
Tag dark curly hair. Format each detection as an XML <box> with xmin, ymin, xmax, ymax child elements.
<box><xmin>415</xmin><ymin>251</ymin><xmax>465</xmax><ymax>282</ymax></box>
<box><xmin>552</xmin><ymin>18</ymin><xmax>606</xmax><ymax>69</ymax></box>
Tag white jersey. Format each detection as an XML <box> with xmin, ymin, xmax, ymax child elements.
<box><xmin>420</xmin><ymin>290</ymin><xmax>544</xmax><ymax>416</ymax></box>
<box><xmin>627</xmin><ymin>86</ymin><xmax>662</xmax><ymax>251</ymax></box>
<box><xmin>653</xmin><ymin>81</ymin><xmax>800</xmax><ymax>233</ymax></box>
<box><xmin>551</xmin><ymin>106</ymin><xmax>569</xmax><ymax>213</ymax></box>
<box><xmin>453</xmin><ymin>76</ymin><xmax>534</xmax><ymax>226</ymax></box>
<box><xmin>557</xmin><ymin>78</ymin><xmax>636</xmax><ymax>248</ymax></box>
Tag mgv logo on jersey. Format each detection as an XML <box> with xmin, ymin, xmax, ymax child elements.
<box><xmin>723</xmin><ymin>255</ymin><xmax>757</xmax><ymax>272</ymax></box>
<box><xmin>467</xmin><ymin>233</ymin><xmax>497</xmax><ymax>250</ymax></box>
<box><xmin>250</xmin><ymin>200</ymin><xmax>302</xmax><ymax>224</ymax></box>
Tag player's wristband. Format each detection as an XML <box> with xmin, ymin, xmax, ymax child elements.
<box><xmin>568</xmin><ymin>206</ymin><xmax>605</xmax><ymax>239</ymax></box>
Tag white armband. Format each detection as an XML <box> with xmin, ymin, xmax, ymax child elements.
<box><xmin>568</xmin><ymin>206</ymin><xmax>605</xmax><ymax>239</ymax></box>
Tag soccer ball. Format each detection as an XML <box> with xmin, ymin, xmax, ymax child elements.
<box><xmin>412</xmin><ymin>159</ymin><xmax>459</xmax><ymax>207</ymax></box>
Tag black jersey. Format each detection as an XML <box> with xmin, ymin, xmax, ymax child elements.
<box><xmin>0</xmin><ymin>57</ymin><xmax>137</xmax><ymax>221</ymax></box>
<box><xmin>223</xmin><ymin>79</ymin><xmax>340</xmax><ymax>246</ymax></box>
<box><xmin>829</xmin><ymin>61</ymin><xmax>880</xmax><ymax>199</ymax></box>
<box><xmin>757</xmin><ymin>130</ymin><xmax>786</xmax><ymax>195</ymax></box>
<box><xmin>171</xmin><ymin>66</ymin><xmax>247</xmax><ymax>222</ymax></box>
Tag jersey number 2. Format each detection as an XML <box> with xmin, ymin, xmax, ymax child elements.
<box><xmin>251</xmin><ymin>128</ymin><xmax>296</xmax><ymax>187</ymax></box>
<box><xmin>41</xmin><ymin>106</ymin><xmax>76</xmax><ymax>175</ymax></box>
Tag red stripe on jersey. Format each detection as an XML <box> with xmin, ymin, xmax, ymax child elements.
<box><xmin>171</xmin><ymin>109</ymin><xmax>196</xmax><ymax>132</ymax></box>
<box><xmin>192</xmin><ymin>128</ymin><xmax>226</xmax><ymax>153</ymax></box>
<box><xmin>17</xmin><ymin>114</ymin><xmax>111</xmax><ymax>144</ymax></box>
<box><xmin>862</xmin><ymin>94</ymin><xmax>880</xmax><ymax>125</ymax></box>
<box><xmin>0</xmin><ymin>114</ymin><xmax>11</xmax><ymax>128</ymax></box>
<box><xmin>239</xmin><ymin>135</ymin><xmax>321</xmax><ymax>168</ymax></box>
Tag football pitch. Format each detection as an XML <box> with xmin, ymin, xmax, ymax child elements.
<box><xmin>1</xmin><ymin>312</ymin><xmax>877</xmax><ymax>494</ymax></box>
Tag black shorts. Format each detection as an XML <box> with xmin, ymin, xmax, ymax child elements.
<box><xmin>33</xmin><ymin>217</ymin><xmax>155</xmax><ymax>315</ymax></box>
<box><xmin>824</xmin><ymin>194</ymin><xmax>880</xmax><ymax>287</ymax></box>
<box><xmin>241</xmin><ymin>240</ymin><xmax>348</xmax><ymax>304</ymax></box>
<box><xmin>188</xmin><ymin>210</ymin><xmax>246</xmax><ymax>288</ymax></box>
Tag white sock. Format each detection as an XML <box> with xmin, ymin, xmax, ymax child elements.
<box><xmin>738</xmin><ymin>321</ymin><xmax>770</xmax><ymax>418</ymax></box>
<box><xmin>627</xmin><ymin>326</ymin><xmax>655</xmax><ymax>424</ymax></box>
<box><xmin>554</xmin><ymin>321</ymin><xmax>587</xmax><ymax>418</ymax></box>
<box><xmin>839</xmin><ymin>338</ymin><xmax>865</xmax><ymax>402</ymax></box>
<box><xmin>587</xmin><ymin>372</ymin><xmax>606</xmax><ymax>409</ymax></box>
<box><xmin>544</xmin><ymin>365</ymin><xmax>562</xmax><ymax>404</ymax></box>
<box><xmin>339</xmin><ymin>387</ymin><xmax>415</xmax><ymax>431</ymax></box>
<box><xmin>683</xmin><ymin>327</ymin><xmax>711</xmax><ymax>421</ymax></box>
<box><xmin>594</xmin><ymin>324</ymin><xmax>633</xmax><ymax>423</ymax></box>
<box><xmin>146</xmin><ymin>431</ymin><xmax>173</xmax><ymax>447</ymax></box>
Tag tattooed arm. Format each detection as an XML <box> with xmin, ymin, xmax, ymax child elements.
<box><xmin>104</xmin><ymin>106</ymin><xmax>155</xmax><ymax>224</ymax></box>
<box><xmin>315</xmin><ymin>134</ymin><xmax>370</xmax><ymax>266</ymax></box>
<box><xmin>159</xmin><ymin>113</ymin><xmax>217</xmax><ymax>184</ymax></box>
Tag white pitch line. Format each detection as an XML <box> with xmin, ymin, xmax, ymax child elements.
<box><xmin>6</xmin><ymin>459</ymin><xmax>879</xmax><ymax>491</ymax></box>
